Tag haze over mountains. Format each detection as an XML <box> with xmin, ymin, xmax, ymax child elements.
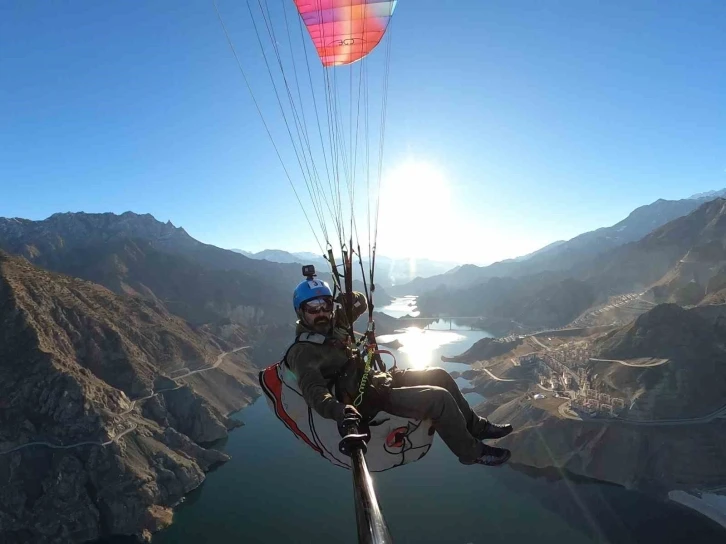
<box><xmin>2</xmin><ymin>188</ymin><xmax>726</xmax><ymax>541</ymax></box>
<box><xmin>230</xmin><ymin>248</ymin><xmax>460</xmax><ymax>287</ymax></box>
<box><xmin>393</xmin><ymin>188</ymin><xmax>726</xmax><ymax>295</ymax></box>
<box><xmin>413</xmin><ymin>192</ymin><xmax>726</xmax><ymax>333</ymax></box>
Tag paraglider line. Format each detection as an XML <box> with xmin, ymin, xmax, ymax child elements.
<box><xmin>212</xmin><ymin>0</ymin><xmax>325</xmax><ymax>254</ymax></box>
<box><xmin>247</xmin><ymin>0</ymin><xmax>331</xmax><ymax>243</ymax></box>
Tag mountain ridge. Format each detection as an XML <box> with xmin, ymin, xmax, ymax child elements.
<box><xmin>391</xmin><ymin>190</ymin><xmax>726</xmax><ymax>296</ymax></box>
<box><xmin>415</xmin><ymin>198</ymin><xmax>726</xmax><ymax>335</ymax></box>
<box><xmin>0</xmin><ymin>250</ymin><xmax>259</xmax><ymax>542</ymax></box>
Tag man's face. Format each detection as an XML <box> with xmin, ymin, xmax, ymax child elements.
<box><xmin>302</xmin><ymin>297</ymin><xmax>334</xmax><ymax>333</ymax></box>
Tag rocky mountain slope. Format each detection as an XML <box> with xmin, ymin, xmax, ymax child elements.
<box><xmin>0</xmin><ymin>212</ymin><xmax>311</xmax><ymax>364</ymax></box>
<box><xmin>416</xmin><ymin>271</ymin><xmax>596</xmax><ymax>332</ymax></box>
<box><xmin>494</xmin><ymin>396</ymin><xmax>726</xmax><ymax>497</ymax></box>
<box><xmin>414</xmin><ymin>198</ymin><xmax>726</xmax><ymax>334</ymax></box>
<box><xmin>441</xmin><ymin>336</ymin><xmax>523</xmax><ymax>364</ymax></box>
<box><xmin>590</xmin><ymin>302</ymin><xmax>726</xmax><ymax>419</ymax></box>
<box><xmin>456</xmin><ymin>303</ymin><xmax>726</xmax><ymax>517</ymax></box>
<box><xmin>578</xmin><ymin>198</ymin><xmax>726</xmax><ymax>299</ymax></box>
<box><xmin>0</xmin><ymin>251</ymin><xmax>256</xmax><ymax>543</ymax></box>
<box><xmin>0</xmin><ymin>212</ymin><xmax>299</xmax><ymax>324</ymax></box>
<box><xmin>0</xmin><ymin>212</ymin><xmax>393</xmax><ymax>337</ymax></box>
<box><xmin>0</xmin><ymin>212</ymin><xmax>298</xmax><ymax>282</ymax></box>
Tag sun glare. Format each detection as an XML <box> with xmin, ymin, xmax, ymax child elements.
<box><xmin>379</xmin><ymin>327</ymin><xmax>467</xmax><ymax>369</ymax></box>
<box><xmin>377</xmin><ymin>159</ymin><xmax>452</xmax><ymax>258</ymax></box>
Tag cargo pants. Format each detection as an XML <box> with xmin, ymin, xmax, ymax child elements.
<box><xmin>382</xmin><ymin>367</ymin><xmax>484</xmax><ymax>463</ymax></box>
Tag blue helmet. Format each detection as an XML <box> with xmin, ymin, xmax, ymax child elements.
<box><xmin>293</xmin><ymin>278</ymin><xmax>333</xmax><ymax>312</ymax></box>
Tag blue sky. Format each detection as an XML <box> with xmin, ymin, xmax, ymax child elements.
<box><xmin>1</xmin><ymin>1</ymin><xmax>725</xmax><ymax>264</ymax></box>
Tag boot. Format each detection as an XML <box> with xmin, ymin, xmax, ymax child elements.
<box><xmin>475</xmin><ymin>444</ymin><xmax>511</xmax><ymax>466</ymax></box>
<box><xmin>461</xmin><ymin>444</ymin><xmax>511</xmax><ymax>467</ymax></box>
<box><xmin>468</xmin><ymin>416</ymin><xmax>513</xmax><ymax>440</ymax></box>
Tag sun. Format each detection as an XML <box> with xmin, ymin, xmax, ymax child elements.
<box><xmin>376</xmin><ymin>159</ymin><xmax>452</xmax><ymax>258</ymax></box>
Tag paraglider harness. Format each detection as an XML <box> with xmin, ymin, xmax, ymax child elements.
<box><xmin>288</xmin><ymin>259</ymin><xmax>398</xmax><ymax>429</ymax></box>
<box><xmin>281</xmin><ymin>331</ymin><xmax>394</xmax><ymax>420</ymax></box>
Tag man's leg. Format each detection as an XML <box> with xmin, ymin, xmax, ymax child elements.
<box><xmin>391</xmin><ymin>367</ymin><xmax>476</xmax><ymax>424</ymax></box>
<box><xmin>390</xmin><ymin>367</ymin><xmax>512</xmax><ymax>439</ymax></box>
<box><xmin>382</xmin><ymin>383</ymin><xmax>483</xmax><ymax>463</ymax></box>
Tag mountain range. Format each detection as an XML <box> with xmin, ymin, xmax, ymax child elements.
<box><xmin>393</xmin><ymin>188</ymin><xmax>726</xmax><ymax>296</ymax></box>
<box><xmin>0</xmin><ymin>211</ymin><xmax>403</xmax><ymax>542</ymax></box>
<box><xmin>3</xmin><ymin>187</ymin><xmax>726</xmax><ymax>541</ymax></box>
<box><xmin>415</xmin><ymin>195</ymin><xmax>726</xmax><ymax>334</ymax></box>
<box><xmin>0</xmin><ymin>250</ymin><xmax>257</xmax><ymax>543</ymax></box>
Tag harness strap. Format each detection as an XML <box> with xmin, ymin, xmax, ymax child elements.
<box><xmin>282</xmin><ymin>332</ymin><xmax>361</xmax><ymax>395</ymax></box>
<box><xmin>282</xmin><ymin>332</ymin><xmax>326</xmax><ymax>368</ymax></box>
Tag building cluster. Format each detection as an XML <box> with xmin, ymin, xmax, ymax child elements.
<box><xmin>524</xmin><ymin>344</ymin><xmax>593</xmax><ymax>391</ymax></box>
<box><xmin>570</xmin><ymin>390</ymin><xmax>626</xmax><ymax>417</ymax></box>
<box><xmin>521</xmin><ymin>342</ymin><xmax>631</xmax><ymax>420</ymax></box>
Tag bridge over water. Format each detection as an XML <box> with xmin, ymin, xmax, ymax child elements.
<box><xmin>396</xmin><ymin>316</ymin><xmax>489</xmax><ymax>331</ymax></box>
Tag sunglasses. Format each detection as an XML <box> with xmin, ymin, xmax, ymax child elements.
<box><xmin>304</xmin><ymin>298</ymin><xmax>334</xmax><ymax>314</ymax></box>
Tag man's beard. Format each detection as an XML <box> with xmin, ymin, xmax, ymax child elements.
<box><xmin>310</xmin><ymin>315</ymin><xmax>331</xmax><ymax>333</ymax></box>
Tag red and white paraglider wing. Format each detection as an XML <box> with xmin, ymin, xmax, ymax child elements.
<box><xmin>294</xmin><ymin>0</ymin><xmax>397</xmax><ymax>66</ymax></box>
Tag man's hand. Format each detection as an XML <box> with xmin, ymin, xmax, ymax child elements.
<box><xmin>337</xmin><ymin>404</ymin><xmax>362</xmax><ymax>437</ymax></box>
<box><xmin>337</xmin><ymin>404</ymin><xmax>369</xmax><ymax>456</ymax></box>
<box><xmin>340</xmin><ymin>404</ymin><xmax>361</xmax><ymax>426</ymax></box>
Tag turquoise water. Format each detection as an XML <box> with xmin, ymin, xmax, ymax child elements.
<box><xmin>153</xmin><ymin>393</ymin><xmax>726</xmax><ymax>544</ymax></box>
<box><xmin>108</xmin><ymin>298</ymin><xmax>726</xmax><ymax>543</ymax></box>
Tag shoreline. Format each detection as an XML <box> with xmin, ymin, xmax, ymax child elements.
<box><xmin>669</xmin><ymin>490</ymin><xmax>726</xmax><ymax>530</ymax></box>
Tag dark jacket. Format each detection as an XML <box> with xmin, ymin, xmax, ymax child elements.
<box><xmin>286</xmin><ymin>292</ymin><xmax>390</xmax><ymax>422</ymax></box>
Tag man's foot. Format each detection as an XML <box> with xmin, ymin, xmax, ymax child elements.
<box><xmin>461</xmin><ymin>444</ymin><xmax>511</xmax><ymax>467</ymax></box>
<box><xmin>476</xmin><ymin>445</ymin><xmax>511</xmax><ymax>466</ymax></box>
<box><xmin>469</xmin><ymin>417</ymin><xmax>513</xmax><ymax>440</ymax></box>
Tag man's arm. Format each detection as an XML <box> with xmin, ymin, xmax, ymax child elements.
<box><xmin>287</xmin><ymin>344</ymin><xmax>346</xmax><ymax>422</ymax></box>
<box><xmin>336</xmin><ymin>291</ymin><xmax>368</xmax><ymax>329</ymax></box>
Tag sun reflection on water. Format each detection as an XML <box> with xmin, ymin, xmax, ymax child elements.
<box><xmin>378</xmin><ymin>326</ymin><xmax>466</xmax><ymax>369</ymax></box>
<box><xmin>379</xmin><ymin>295</ymin><xmax>420</xmax><ymax>318</ymax></box>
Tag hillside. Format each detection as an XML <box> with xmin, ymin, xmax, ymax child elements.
<box><xmin>0</xmin><ymin>213</ymin><xmax>394</xmax><ymax>337</ymax></box>
<box><xmin>493</xmin><ymin>397</ymin><xmax>726</xmax><ymax>497</ymax></box>
<box><xmin>441</xmin><ymin>336</ymin><xmax>523</xmax><ymax>364</ymax></box>
<box><xmin>0</xmin><ymin>212</ymin><xmax>298</xmax><ymax>328</ymax></box>
<box><xmin>579</xmin><ymin>198</ymin><xmax>726</xmax><ymax>300</ymax></box>
<box><xmin>411</xmin><ymin>199</ymin><xmax>726</xmax><ymax>335</ymax></box>
<box><xmin>392</xmin><ymin>191</ymin><xmax>726</xmax><ymax>296</ymax></box>
<box><xmin>416</xmin><ymin>272</ymin><xmax>595</xmax><ymax>332</ymax></box>
<box><xmin>449</xmin><ymin>301</ymin><xmax>726</xmax><ymax>512</ymax></box>
<box><xmin>590</xmin><ymin>303</ymin><xmax>726</xmax><ymax>419</ymax></box>
<box><xmin>0</xmin><ymin>212</ymin><xmax>300</xmax><ymax>283</ymax></box>
<box><xmin>0</xmin><ymin>251</ymin><xmax>257</xmax><ymax>543</ymax></box>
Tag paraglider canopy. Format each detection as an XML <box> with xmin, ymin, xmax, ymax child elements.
<box><xmin>295</xmin><ymin>0</ymin><xmax>398</xmax><ymax>66</ymax></box>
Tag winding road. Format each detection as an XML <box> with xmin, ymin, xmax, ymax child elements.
<box><xmin>589</xmin><ymin>357</ymin><xmax>669</xmax><ymax>368</ymax></box>
<box><xmin>0</xmin><ymin>346</ymin><xmax>248</xmax><ymax>456</ymax></box>
<box><xmin>482</xmin><ymin>368</ymin><xmax>524</xmax><ymax>382</ymax></box>
<box><xmin>530</xmin><ymin>336</ymin><xmax>551</xmax><ymax>351</ymax></box>
<box><xmin>0</xmin><ymin>425</ymin><xmax>139</xmax><ymax>455</ymax></box>
<box><xmin>557</xmin><ymin>399</ymin><xmax>726</xmax><ymax>427</ymax></box>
